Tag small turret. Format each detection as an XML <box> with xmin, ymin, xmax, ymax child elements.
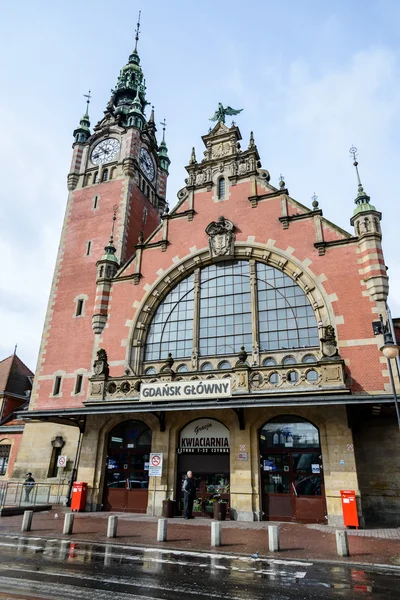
<box><xmin>158</xmin><ymin>119</ymin><xmax>170</xmax><ymax>173</ymax></box>
<box><xmin>349</xmin><ymin>147</ymin><xmax>388</xmax><ymax>302</ymax></box>
<box><xmin>73</xmin><ymin>91</ymin><xmax>91</xmax><ymax>144</ymax></box>
<box><xmin>92</xmin><ymin>207</ymin><xmax>120</xmax><ymax>334</ymax></box>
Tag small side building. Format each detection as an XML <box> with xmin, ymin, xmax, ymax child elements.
<box><xmin>0</xmin><ymin>354</ymin><xmax>33</xmax><ymax>479</ymax></box>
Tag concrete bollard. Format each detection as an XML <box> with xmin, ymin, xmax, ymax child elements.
<box><xmin>107</xmin><ymin>515</ymin><xmax>118</xmax><ymax>538</ymax></box>
<box><xmin>21</xmin><ymin>510</ymin><xmax>33</xmax><ymax>532</ymax></box>
<box><xmin>63</xmin><ymin>512</ymin><xmax>74</xmax><ymax>535</ymax></box>
<box><xmin>336</xmin><ymin>530</ymin><xmax>349</xmax><ymax>557</ymax></box>
<box><xmin>211</xmin><ymin>521</ymin><xmax>222</xmax><ymax>547</ymax></box>
<box><xmin>268</xmin><ymin>525</ymin><xmax>280</xmax><ymax>552</ymax></box>
<box><xmin>157</xmin><ymin>518</ymin><xmax>168</xmax><ymax>542</ymax></box>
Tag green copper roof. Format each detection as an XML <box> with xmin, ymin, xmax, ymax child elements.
<box><xmin>353</xmin><ymin>183</ymin><xmax>376</xmax><ymax>215</ymax></box>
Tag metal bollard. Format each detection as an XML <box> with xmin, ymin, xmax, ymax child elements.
<box><xmin>63</xmin><ymin>512</ymin><xmax>74</xmax><ymax>535</ymax></box>
<box><xmin>157</xmin><ymin>518</ymin><xmax>168</xmax><ymax>542</ymax></box>
<box><xmin>268</xmin><ymin>525</ymin><xmax>280</xmax><ymax>552</ymax></box>
<box><xmin>336</xmin><ymin>530</ymin><xmax>349</xmax><ymax>557</ymax></box>
<box><xmin>107</xmin><ymin>515</ymin><xmax>118</xmax><ymax>538</ymax></box>
<box><xmin>21</xmin><ymin>510</ymin><xmax>33</xmax><ymax>532</ymax></box>
<box><xmin>211</xmin><ymin>521</ymin><xmax>222</xmax><ymax>547</ymax></box>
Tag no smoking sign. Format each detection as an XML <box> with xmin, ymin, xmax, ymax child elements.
<box><xmin>149</xmin><ymin>453</ymin><xmax>163</xmax><ymax>476</ymax></box>
<box><xmin>57</xmin><ymin>455</ymin><xmax>68</xmax><ymax>468</ymax></box>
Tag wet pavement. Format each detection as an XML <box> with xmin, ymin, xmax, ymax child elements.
<box><xmin>0</xmin><ymin>535</ymin><xmax>400</xmax><ymax>599</ymax></box>
<box><xmin>1</xmin><ymin>509</ymin><xmax>400</xmax><ymax>567</ymax></box>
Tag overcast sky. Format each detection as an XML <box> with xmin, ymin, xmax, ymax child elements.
<box><xmin>1</xmin><ymin>1</ymin><xmax>400</xmax><ymax>371</ymax></box>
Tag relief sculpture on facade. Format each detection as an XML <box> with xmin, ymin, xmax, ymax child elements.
<box><xmin>205</xmin><ymin>216</ymin><xmax>236</xmax><ymax>258</ymax></box>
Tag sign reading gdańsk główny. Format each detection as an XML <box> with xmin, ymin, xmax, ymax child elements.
<box><xmin>140</xmin><ymin>379</ymin><xmax>231</xmax><ymax>402</ymax></box>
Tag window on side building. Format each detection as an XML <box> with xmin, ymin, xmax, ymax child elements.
<box><xmin>0</xmin><ymin>444</ymin><xmax>11</xmax><ymax>476</ymax></box>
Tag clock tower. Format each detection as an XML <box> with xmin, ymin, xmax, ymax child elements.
<box><xmin>28</xmin><ymin>27</ymin><xmax>169</xmax><ymax>411</ymax></box>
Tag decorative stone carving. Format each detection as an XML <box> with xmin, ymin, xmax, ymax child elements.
<box><xmin>93</xmin><ymin>348</ymin><xmax>109</xmax><ymax>377</ymax></box>
<box><xmin>195</xmin><ymin>172</ymin><xmax>206</xmax><ymax>185</ymax></box>
<box><xmin>236</xmin><ymin>346</ymin><xmax>248</xmax><ymax>365</ymax></box>
<box><xmin>320</xmin><ymin>325</ymin><xmax>340</xmax><ymax>360</ymax></box>
<box><xmin>212</xmin><ymin>142</ymin><xmax>230</xmax><ymax>159</ymax></box>
<box><xmin>205</xmin><ymin>216</ymin><xmax>236</xmax><ymax>258</ymax></box>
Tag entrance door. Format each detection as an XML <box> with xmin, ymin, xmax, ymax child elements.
<box><xmin>177</xmin><ymin>452</ymin><xmax>230</xmax><ymax>517</ymax></box>
<box><xmin>260</xmin><ymin>416</ymin><xmax>327</xmax><ymax>524</ymax></box>
<box><xmin>103</xmin><ymin>420</ymin><xmax>152</xmax><ymax>513</ymax></box>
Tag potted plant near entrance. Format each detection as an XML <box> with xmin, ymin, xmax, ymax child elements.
<box><xmin>162</xmin><ymin>498</ymin><xmax>176</xmax><ymax>518</ymax></box>
<box><xmin>212</xmin><ymin>494</ymin><xmax>227</xmax><ymax>521</ymax></box>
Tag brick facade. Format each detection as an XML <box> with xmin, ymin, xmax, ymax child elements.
<box><xmin>13</xmin><ymin>48</ymin><xmax>400</xmax><ymax>525</ymax></box>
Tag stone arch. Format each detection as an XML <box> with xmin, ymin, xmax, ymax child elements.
<box><xmin>127</xmin><ymin>243</ymin><xmax>336</xmax><ymax>374</ymax></box>
<box><xmin>89</xmin><ymin>413</ymin><xmax>159</xmax><ymax>503</ymax></box>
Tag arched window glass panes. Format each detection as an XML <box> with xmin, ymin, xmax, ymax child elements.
<box><xmin>144</xmin><ymin>260</ymin><xmax>319</xmax><ymax>363</ymax></box>
<box><xmin>303</xmin><ymin>354</ymin><xmax>317</xmax><ymax>363</ymax></box>
<box><xmin>200</xmin><ymin>362</ymin><xmax>213</xmax><ymax>371</ymax></box>
<box><xmin>282</xmin><ymin>356</ymin><xmax>297</xmax><ymax>365</ymax></box>
<box><xmin>145</xmin><ymin>367</ymin><xmax>156</xmax><ymax>375</ymax></box>
<box><xmin>263</xmin><ymin>357</ymin><xmax>277</xmax><ymax>367</ymax></box>
<box><xmin>218</xmin><ymin>178</ymin><xmax>225</xmax><ymax>199</ymax></box>
<box><xmin>199</xmin><ymin>261</ymin><xmax>252</xmax><ymax>356</ymax></box>
<box><xmin>109</xmin><ymin>420</ymin><xmax>151</xmax><ymax>451</ymax></box>
<box><xmin>257</xmin><ymin>263</ymin><xmax>319</xmax><ymax>351</ymax></box>
<box><xmin>144</xmin><ymin>274</ymin><xmax>195</xmax><ymax>361</ymax></box>
<box><xmin>260</xmin><ymin>416</ymin><xmax>320</xmax><ymax>451</ymax></box>
<box><xmin>218</xmin><ymin>361</ymin><xmax>231</xmax><ymax>370</ymax></box>
<box><xmin>176</xmin><ymin>364</ymin><xmax>189</xmax><ymax>373</ymax></box>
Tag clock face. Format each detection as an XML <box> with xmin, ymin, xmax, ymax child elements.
<box><xmin>139</xmin><ymin>147</ymin><xmax>155</xmax><ymax>181</ymax></box>
<box><xmin>91</xmin><ymin>138</ymin><xmax>120</xmax><ymax>165</ymax></box>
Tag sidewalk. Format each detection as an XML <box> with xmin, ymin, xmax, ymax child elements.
<box><xmin>1</xmin><ymin>507</ymin><xmax>399</xmax><ymax>567</ymax></box>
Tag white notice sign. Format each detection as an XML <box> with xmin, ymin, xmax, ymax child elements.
<box><xmin>140</xmin><ymin>379</ymin><xmax>231</xmax><ymax>402</ymax></box>
<box><xmin>149</xmin><ymin>453</ymin><xmax>163</xmax><ymax>477</ymax></box>
<box><xmin>57</xmin><ymin>455</ymin><xmax>67</xmax><ymax>468</ymax></box>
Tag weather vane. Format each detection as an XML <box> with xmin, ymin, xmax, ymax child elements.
<box><xmin>134</xmin><ymin>11</ymin><xmax>141</xmax><ymax>51</ymax></box>
<box><xmin>110</xmin><ymin>205</ymin><xmax>118</xmax><ymax>243</ymax></box>
<box><xmin>349</xmin><ymin>146</ymin><xmax>358</xmax><ymax>163</ymax></box>
<box><xmin>83</xmin><ymin>90</ymin><xmax>91</xmax><ymax>107</ymax></box>
<box><xmin>210</xmin><ymin>103</ymin><xmax>243</xmax><ymax>124</ymax></box>
<box><xmin>160</xmin><ymin>118</ymin><xmax>167</xmax><ymax>142</ymax></box>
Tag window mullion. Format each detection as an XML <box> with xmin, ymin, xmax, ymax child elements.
<box><xmin>250</xmin><ymin>259</ymin><xmax>260</xmax><ymax>365</ymax></box>
<box><xmin>191</xmin><ymin>268</ymin><xmax>201</xmax><ymax>369</ymax></box>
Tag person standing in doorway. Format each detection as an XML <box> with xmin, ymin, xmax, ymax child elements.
<box><xmin>24</xmin><ymin>472</ymin><xmax>35</xmax><ymax>502</ymax></box>
<box><xmin>183</xmin><ymin>470</ymin><xmax>196</xmax><ymax>519</ymax></box>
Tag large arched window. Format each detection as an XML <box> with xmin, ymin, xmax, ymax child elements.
<box><xmin>257</xmin><ymin>263</ymin><xmax>319</xmax><ymax>350</ymax></box>
<box><xmin>144</xmin><ymin>260</ymin><xmax>319</xmax><ymax>362</ymax></box>
<box><xmin>145</xmin><ymin>274</ymin><xmax>195</xmax><ymax>361</ymax></box>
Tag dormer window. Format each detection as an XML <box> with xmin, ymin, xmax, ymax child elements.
<box><xmin>218</xmin><ymin>177</ymin><xmax>225</xmax><ymax>200</ymax></box>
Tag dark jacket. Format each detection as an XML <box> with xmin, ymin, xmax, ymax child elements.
<box><xmin>183</xmin><ymin>477</ymin><xmax>196</xmax><ymax>497</ymax></box>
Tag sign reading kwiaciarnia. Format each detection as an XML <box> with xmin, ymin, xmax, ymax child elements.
<box><xmin>140</xmin><ymin>379</ymin><xmax>231</xmax><ymax>402</ymax></box>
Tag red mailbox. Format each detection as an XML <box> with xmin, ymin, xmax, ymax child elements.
<box><xmin>340</xmin><ymin>489</ymin><xmax>359</xmax><ymax>528</ymax></box>
<box><xmin>71</xmin><ymin>482</ymin><xmax>88</xmax><ymax>512</ymax></box>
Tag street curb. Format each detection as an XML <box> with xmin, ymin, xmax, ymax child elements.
<box><xmin>2</xmin><ymin>533</ymin><xmax>399</xmax><ymax>572</ymax></box>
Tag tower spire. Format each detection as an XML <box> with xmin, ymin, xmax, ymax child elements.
<box><xmin>134</xmin><ymin>10</ymin><xmax>141</xmax><ymax>52</ymax></box>
<box><xmin>349</xmin><ymin>146</ymin><xmax>376</xmax><ymax>214</ymax></box>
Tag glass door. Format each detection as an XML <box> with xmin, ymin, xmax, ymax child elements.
<box><xmin>260</xmin><ymin>416</ymin><xmax>327</xmax><ymax>523</ymax></box>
